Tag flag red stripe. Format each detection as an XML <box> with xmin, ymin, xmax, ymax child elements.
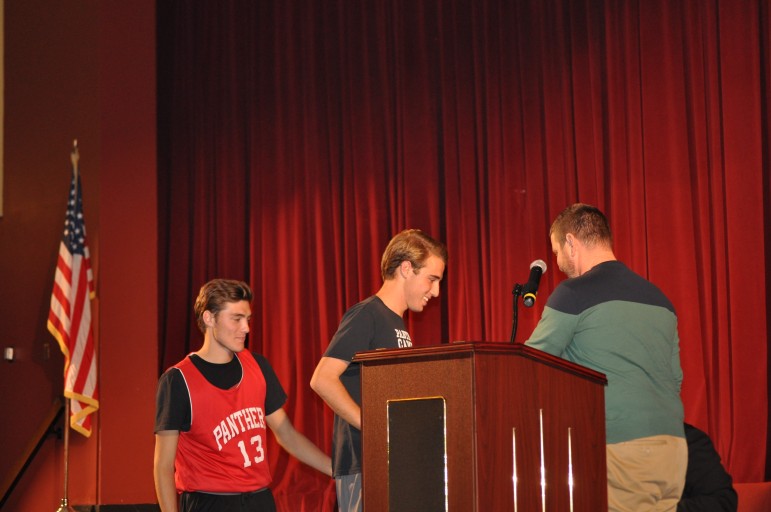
<box><xmin>57</xmin><ymin>253</ymin><xmax>73</xmax><ymax>285</ymax></box>
<box><xmin>68</xmin><ymin>268</ymin><xmax>86</xmax><ymax>356</ymax></box>
<box><xmin>47</xmin><ymin>311</ymin><xmax>70</xmax><ymax>348</ymax></box>
<box><xmin>71</xmin><ymin>266</ymin><xmax>93</xmax><ymax>394</ymax></box>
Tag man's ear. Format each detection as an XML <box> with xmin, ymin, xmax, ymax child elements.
<box><xmin>203</xmin><ymin>310</ymin><xmax>215</xmax><ymax>327</ymax></box>
<box><xmin>399</xmin><ymin>260</ymin><xmax>413</xmax><ymax>279</ymax></box>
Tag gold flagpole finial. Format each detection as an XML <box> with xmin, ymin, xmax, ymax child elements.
<box><xmin>71</xmin><ymin>140</ymin><xmax>80</xmax><ymax>178</ymax></box>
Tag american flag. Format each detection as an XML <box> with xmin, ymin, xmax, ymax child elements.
<box><xmin>47</xmin><ymin>154</ymin><xmax>99</xmax><ymax>437</ymax></box>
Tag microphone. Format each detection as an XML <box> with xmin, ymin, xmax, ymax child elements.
<box><xmin>522</xmin><ymin>259</ymin><xmax>547</xmax><ymax>307</ymax></box>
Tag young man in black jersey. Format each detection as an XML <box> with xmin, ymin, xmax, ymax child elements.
<box><xmin>154</xmin><ymin>279</ymin><xmax>331</xmax><ymax>512</ymax></box>
<box><xmin>310</xmin><ymin>229</ymin><xmax>448</xmax><ymax>512</ymax></box>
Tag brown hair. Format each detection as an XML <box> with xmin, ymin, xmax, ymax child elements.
<box><xmin>193</xmin><ymin>279</ymin><xmax>253</xmax><ymax>333</ymax></box>
<box><xmin>380</xmin><ymin>229</ymin><xmax>448</xmax><ymax>280</ymax></box>
<box><xmin>550</xmin><ymin>203</ymin><xmax>613</xmax><ymax>248</ymax></box>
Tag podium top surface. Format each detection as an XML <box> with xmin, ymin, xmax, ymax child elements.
<box><xmin>352</xmin><ymin>341</ymin><xmax>607</xmax><ymax>385</ymax></box>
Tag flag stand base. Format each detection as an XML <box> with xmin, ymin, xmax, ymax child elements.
<box><xmin>55</xmin><ymin>498</ymin><xmax>76</xmax><ymax>512</ymax></box>
<box><xmin>55</xmin><ymin>398</ymin><xmax>76</xmax><ymax>512</ymax></box>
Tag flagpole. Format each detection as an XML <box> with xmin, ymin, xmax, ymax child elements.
<box><xmin>55</xmin><ymin>398</ymin><xmax>76</xmax><ymax>512</ymax></box>
<box><xmin>56</xmin><ymin>140</ymin><xmax>79</xmax><ymax>512</ymax></box>
<box><xmin>49</xmin><ymin>139</ymin><xmax>97</xmax><ymax>511</ymax></box>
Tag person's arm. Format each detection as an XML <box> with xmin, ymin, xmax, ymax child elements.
<box><xmin>310</xmin><ymin>356</ymin><xmax>361</xmax><ymax>430</ymax></box>
<box><xmin>524</xmin><ymin>306</ymin><xmax>578</xmax><ymax>356</ymax></box>
<box><xmin>266</xmin><ymin>407</ymin><xmax>333</xmax><ymax>476</ymax></box>
<box><xmin>154</xmin><ymin>430</ymin><xmax>180</xmax><ymax>512</ymax></box>
<box><xmin>671</xmin><ymin>327</ymin><xmax>684</xmax><ymax>393</ymax></box>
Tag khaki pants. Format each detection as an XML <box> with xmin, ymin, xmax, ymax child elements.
<box><xmin>606</xmin><ymin>435</ymin><xmax>688</xmax><ymax>512</ymax></box>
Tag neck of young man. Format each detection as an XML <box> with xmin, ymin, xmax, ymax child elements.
<box><xmin>196</xmin><ymin>336</ymin><xmax>236</xmax><ymax>364</ymax></box>
<box><xmin>376</xmin><ymin>280</ymin><xmax>408</xmax><ymax>317</ymax></box>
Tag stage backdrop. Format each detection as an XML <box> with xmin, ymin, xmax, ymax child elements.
<box><xmin>157</xmin><ymin>0</ymin><xmax>770</xmax><ymax>508</ymax></box>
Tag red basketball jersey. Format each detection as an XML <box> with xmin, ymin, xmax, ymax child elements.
<box><xmin>173</xmin><ymin>351</ymin><xmax>272</xmax><ymax>493</ymax></box>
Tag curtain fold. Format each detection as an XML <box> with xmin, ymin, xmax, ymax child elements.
<box><xmin>158</xmin><ymin>0</ymin><xmax>770</xmax><ymax>507</ymax></box>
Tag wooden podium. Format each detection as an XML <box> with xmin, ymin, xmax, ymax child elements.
<box><xmin>353</xmin><ymin>341</ymin><xmax>607</xmax><ymax>511</ymax></box>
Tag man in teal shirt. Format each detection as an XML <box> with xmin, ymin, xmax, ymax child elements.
<box><xmin>526</xmin><ymin>203</ymin><xmax>687</xmax><ymax>512</ymax></box>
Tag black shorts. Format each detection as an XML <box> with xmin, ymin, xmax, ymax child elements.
<box><xmin>179</xmin><ymin>488</ymin><xmax>276</xmax><ymax>512</ymax></box>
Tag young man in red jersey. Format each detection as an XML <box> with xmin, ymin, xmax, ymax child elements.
<box><xmin>154</xmin><ymin>279</ymin><xmax>331</xmax><ymax>512</ymax></box>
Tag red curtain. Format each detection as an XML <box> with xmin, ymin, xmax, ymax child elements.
<box><xmin>158</xmin><ymin>0</ymin><xmax>770</xmax><ymax>508</ymax></box>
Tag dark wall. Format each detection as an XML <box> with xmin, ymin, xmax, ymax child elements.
<box><xmin>0</xmin><ymin>1</ymin><xmax>157</xmax><ymax>508</ymax></box>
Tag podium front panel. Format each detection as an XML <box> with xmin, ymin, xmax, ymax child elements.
<box><xmin>357</xmin><ymin>342</ymin><xmax>607</xmax><ymax>512</ymax></box>
<box><xmin>387</xmin><ymin>397</ymin><xmax>447</xmax><ymax>511</ymax></box>
<box><xmin>360</xmin><ymin>354</ymin><xmax>475</xmax><ymax>512</ymax></box>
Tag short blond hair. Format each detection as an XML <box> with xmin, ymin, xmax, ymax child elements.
<box><xmin>380</xmin><ymin>229</ymin><xmax>448</xmax><ymax>280</ymax></box>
